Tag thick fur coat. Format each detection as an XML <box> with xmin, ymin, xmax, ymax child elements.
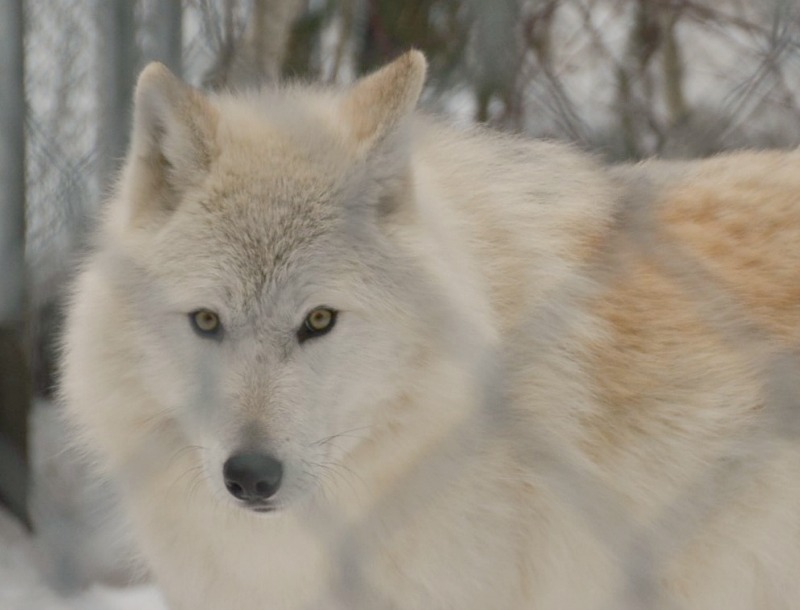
<box><xmin>60</xmin><ymin>51</ymin><xmax>800</xmax><ymax>609</ymax></box>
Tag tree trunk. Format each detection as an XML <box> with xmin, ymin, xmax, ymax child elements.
<box><xmin>662</xmin><ymin>7</ymin><xmax>688</xmax><ymax>127</ymax></box>
<box><xmin>142</xmin><ymin>0</ymin><xmax>183</xmax><ymax>76</ymax></box>
<box><xmin>0</xmin><ymin>0</ymin><xmax>30</xmax><ymax>527</ymax></box>
<box><xmin>205</xmin><ymin>0</ymin><xmax>305</xmax><ymax>90</ymax></box>
<box><xmin>95</xmin><ymin>0</ymin><xmax>137</xmax><ymax>192</ymax></box>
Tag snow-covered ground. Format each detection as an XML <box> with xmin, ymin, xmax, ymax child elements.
<box><xmin>0</xmin><ymin>508</ymin><xmax>166</xmax><ymax>610</ymax></box>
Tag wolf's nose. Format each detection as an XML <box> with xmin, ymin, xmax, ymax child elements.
<box><xmin>223</xmin><ymin>452</ymin><xmax>283</xmax><ymax>502</ymax></box>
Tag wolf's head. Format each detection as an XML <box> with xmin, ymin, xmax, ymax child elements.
<box><xmin>75</xmin><ymin>52</ymin><xmax>491</xmax><ymax>514</ymax></box>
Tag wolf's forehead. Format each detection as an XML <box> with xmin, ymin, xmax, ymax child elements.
<box><xmin>191</xmin><ymin>172</ymin><xmax>341</xmax><ymax>300</ymax></box>
<box><xmin>180</xmin><ymin>111</ymin><xmax>351</xmax><ymax>296</ymax></box>
<box><xmin>209</xmin><ymin>176</ymin><xmax>334</xmax><ymax>239</ymax></box>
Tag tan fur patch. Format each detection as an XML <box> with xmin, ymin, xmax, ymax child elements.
<box><xmin>658</xmin><ymin>151</ymin><xmax>800</xmax><ymax>344</ymax></box>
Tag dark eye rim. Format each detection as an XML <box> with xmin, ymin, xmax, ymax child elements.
<box><xmin>297</xmin><ymin>307</ymin><xmax>338</xmax><ymax>344</ymax></box>
<box><xmin>189</xmin><ymin>309</ymin><xmax>223</xmax><ymax>339</ymax></box>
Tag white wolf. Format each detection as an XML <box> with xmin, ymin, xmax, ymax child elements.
<box><xmin>61</xmin><ymin>51</ymin><xmax>800</xmax><ymax>609</ymax></box>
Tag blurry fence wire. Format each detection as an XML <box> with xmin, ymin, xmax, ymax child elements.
<box><xmin>7</xmin><ymin>0</ymin><xmax>800</xmax><ymax>603</ymax></box>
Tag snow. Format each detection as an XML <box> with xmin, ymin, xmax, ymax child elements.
<box><xmin>0</xmin><ymin>401</ymin><xmax>166</xmax><ymax>609</ymax></box>
<box><xmin>0</xmin><ymin>508</ymin><xmax>167</xmax><ymax>610</ymax></box>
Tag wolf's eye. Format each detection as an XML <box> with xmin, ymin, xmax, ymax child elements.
<box><xmin>190</xmin><ymin>309</ymin><xmax>222</xmax><ymax>337</ymax></box>
<box><xmin>298</xmin><ymin>307</ymin><xmax>337</xmax><ymax>343</ymax></box>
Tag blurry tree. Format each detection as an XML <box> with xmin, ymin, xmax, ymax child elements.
<box><xmin>0</xmin><ymin>0</ymin><xmax>30</xmax><ymax>528</ymax></box>
<box><xmin>204</xmin><ymin>0</ymin><xmax>306</xmax><ymax>88</ymax></box>
<box><xmin>95</xmin><ymin>0</ymin><xmax>138</xmax><ymax>191</ymax></box>
<box><xmin>141</xmin><ymin>0</ymin><xmax>184</xmax><ymax>74</ymax></box>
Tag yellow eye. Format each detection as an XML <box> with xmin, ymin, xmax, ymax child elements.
<box><xmin>190</xmin><ymin>309</ymin><xmax>221</xmax><ymax>336</ymax></box>
<box><xmin>306</xmin><ymin>308</ymin><xmax>334</xmax><ymax>331</ymax></box>
<box><xmin>299</xmin><ymin>307</ymin><xmax>337</xmax><ymax>342</ymax></box>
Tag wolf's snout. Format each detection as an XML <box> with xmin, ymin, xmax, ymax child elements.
<box><xmin>223</xmin><ymin>452</ymin><xmax>283</xmax><ymax>502</ymax></box>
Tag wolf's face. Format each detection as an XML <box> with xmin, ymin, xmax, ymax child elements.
<box><xmin>133</xmin><ymin>179</ymin><xmax>428</xmax><ymax>512</ymax></box>
<box><xmin>105</xmin><ymin>54</ymin><xmax>443</xmax><ymax>512</ymax></box>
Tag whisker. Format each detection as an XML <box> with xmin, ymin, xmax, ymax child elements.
<box><xmin>310</xmin><ymin>425</ymin><xmax>376</xmax><ymax>448</ymax></box>
<box><xmin>166</xmin><ymin>444</ymin><xmax>206</xmax><ymax>469</ymax></box>
<box><xmin>313</xmin><ymin>459</ymin><xmax>367</xmax><ymax>501</ymax></box>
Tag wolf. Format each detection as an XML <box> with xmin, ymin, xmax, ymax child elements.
<box><xmin>60</xmin><ymin>50</ymin><xmax>800</xmax><ymax>609</ymax></box>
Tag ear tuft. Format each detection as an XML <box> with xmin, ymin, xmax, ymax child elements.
<box><xmin>124</xmin><ymin>63</ymin><xmax>218</xmax><ymax>225</ymax></box>
<box><xmin>343</xmin><ymin>50</ymin><xmax>428</xmax><ymax>147</ymax></box>
<box><xmin>133</xmin><ymin>62</ymin><xmax>190</xmax><ymax>143</ymax></box>
<box><xmin>136</xmin><ymin>62</ymin><xmax>182</xmax><ymax>107</ymax></box>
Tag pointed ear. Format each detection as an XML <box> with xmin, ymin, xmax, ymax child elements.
<box><xmin>123</xmin><ymin>62</ymin><xmax>218</xmax><ymax>225</ymax></box>
<box><xmin>341</xmin><ymin>50</ymin><xmax>427</xmax><ymax>148</ymax></box>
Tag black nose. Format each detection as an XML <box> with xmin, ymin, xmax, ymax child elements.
<box><xmin>223</xmin><ymin>452</ymin><xmax>283</xmax><ymax>502</ymax></box>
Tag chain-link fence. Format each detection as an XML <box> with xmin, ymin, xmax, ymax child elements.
<box><xmin>2</xmin><ymin>0</ymin><xmax>800</xmax><ymax>606</ymax></box>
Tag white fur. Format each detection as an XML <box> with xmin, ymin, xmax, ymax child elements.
<box><xmin>60</xmin><ymin>52</ymin><xmax>800</xmax><ymax>609</ymax></box>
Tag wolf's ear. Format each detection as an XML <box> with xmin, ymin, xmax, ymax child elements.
<box><xmin>341</xmin><ymin>50</ymin><xmax>427</xmax><ymax>148</ymax></box>
<box><xmin>124</xmin><ymin>62</ymin><xmax>217</xmax><ymax>225</ymax></box>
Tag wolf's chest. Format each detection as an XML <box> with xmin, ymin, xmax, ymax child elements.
<box><xmin>135</xmin><ymin>495</ymin><xmax>332</xmax><ymax>609</ymax></box>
